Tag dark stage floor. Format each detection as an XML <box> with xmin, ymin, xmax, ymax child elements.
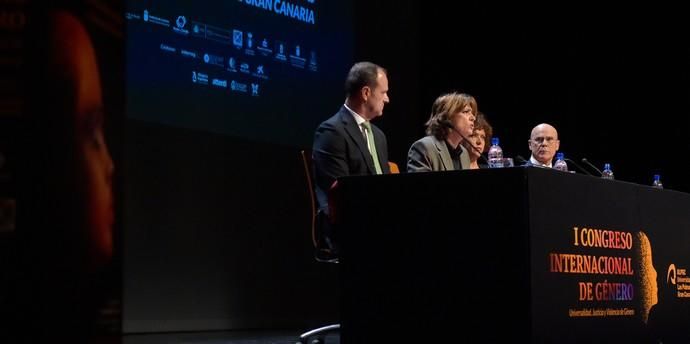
<box><xmin>121</xmin><ymin>330</ymin><xmax>339</xmax><ymax>344</ymax></box>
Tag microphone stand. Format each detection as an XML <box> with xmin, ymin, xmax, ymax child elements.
<box><xmin>515</xmin><ymin>155</ymin><xmax>528</xmax><ymax>166</ymax></box>
<box><xmin>581</xmin><ymin>158</ymin><xmax>603</xmax><ymax>176</ymax></box>
<box><xmin>442</xmin><ymin>121</ymin><xmax>488</xmax><ymax>165</ymax></box>
<box><xmin>564</xmin><ymin>158</ymin><xmax>593</xmax><ymax>176</ymax></box>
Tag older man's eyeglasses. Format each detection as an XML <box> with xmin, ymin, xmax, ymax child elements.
<box><xmin>530</xmin><ymin>137</ymin><xmax>556</xmax><ymax>144</ymax></box>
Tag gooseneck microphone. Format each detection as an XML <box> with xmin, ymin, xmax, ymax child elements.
<box><xmin>440</xmin><ymin>120</ymin><xmax>483</xmax><ymax>157</ymax></box>
<box><xmin>581</xmin><ymin>158</ymin><xmax>603</xmax><ymax>176</ymax></box>
<box><xmin>440</xmin><ymin>120</ymin><xmax>490</xmax><ymax>166</ymax></box>
<box><xmin>515</xmin><ymin>155</ymin><xmax>528</xmax><ymax>165</ymax></box>
<box><xmin>564</xmin><ymin>158</ymin><xmax>593</xmax><ymax>176</ymax></box>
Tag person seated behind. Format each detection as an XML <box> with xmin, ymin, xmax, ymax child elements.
<box><xmin>462</xmin><ymin>111</ymin><xmax>493</xmax><ymax>169</ymax></box>
<box><xmin>407</xmin><ymin>92</ymin><xmax>477</xmax><ymax>172</ymax></box>
<box><xmin>526</xmin><ymin>123</ymin><xmax>560</xmax><ymax>167</ymax></box>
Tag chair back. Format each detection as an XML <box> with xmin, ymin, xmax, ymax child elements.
<box><xmin>300</xmin><ymin>150</ymin><xmax>338</xmax><ymax>263</ymax></box>
<box><xmin>299</xmin><ymin>150</ymin><xmax>319</xmax><ymax>249</ymax></box>
<box><xmin>388</xmin><ymin>161</ymin><xmax>400</xmax><ymax>174</ymax></box>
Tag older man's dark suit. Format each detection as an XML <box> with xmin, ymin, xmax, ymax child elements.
<box><xmin>313</xmin><ymin>106</ymin><xmax>390</xmax><ymax>215</ymax></box>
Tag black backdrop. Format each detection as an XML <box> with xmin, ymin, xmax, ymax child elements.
<box><xmin>360</xmin><ymin>1</ymin><xmax>689</xmax><ymax>191</ymax></box>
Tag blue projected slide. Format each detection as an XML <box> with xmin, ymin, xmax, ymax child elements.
<box><xmin>125</xmin><ymin>0</ymin><xmax>354</xmax><ymax>146</ymax></box>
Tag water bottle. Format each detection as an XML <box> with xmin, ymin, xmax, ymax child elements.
<box><xmin>652</xmin><ymin>174</ymin><xmax>663</xmax><ymax>189</ymax></box>
<box><xmin>553</xmin><ymin>152</ymin><xmax>568</xmax><ymax>172</ymax></box>
<box><xmin>601</xmin><ymin>163</ymin><xmax>614</xmax><ymax>180</ymax></box>
<box><xmin>487</xmin><ymin>137</ymin><xmax>503</xmax><ymax>168</ymax></box>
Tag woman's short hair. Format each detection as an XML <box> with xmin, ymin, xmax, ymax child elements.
<box><xmin>425</xmin><ymin>92</ymin><xmax>477</xmax><ymax>140</ymax></box>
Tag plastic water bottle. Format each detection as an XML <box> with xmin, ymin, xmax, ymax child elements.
<box><xmin>652</xmin><ymin>174</ymin><xmax>663</xmax><ymax>189</ymax></box>
<box><xmin>487</xmin><ymin>137</ymin><xmax>503</xmax><ymax>168</ymax></box>
<box><xmin>601</xmin><ymin>163</ymin><xmax>614</xmax><ymax>180</ymax></box>
<box><xmin>553</xmin><ymin>152</ymin><xmax>568</xmax><ymax>172</ymax></box>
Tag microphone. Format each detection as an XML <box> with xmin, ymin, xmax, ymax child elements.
<box><xmin>581</xmin><ymin>158</ymin><xmax>603</xmax><ymax>177</ymax></box>
<box><xmin>515</xmin><ymin>155</ymin><xmax>528</xmax><ymax>166</ymax></box>
<box><xmin>564</xmin><ymin>158</ymin><xmax>593</xmax><ymax>176</ymax></box>
<box><xmin>440</xmin><ymin>120</ymin><xmax>483</xmax><ymax>157</ymax></box>
<box><xmin>440</xmin><ymin>120</ymin><xmax>489</xmax><ymax>166</ymax></box>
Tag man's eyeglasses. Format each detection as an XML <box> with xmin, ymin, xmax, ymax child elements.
<box><xmin>530</xmin><ymin>137</ymin><xmax>557</xmax><ymax>144</ymax></box>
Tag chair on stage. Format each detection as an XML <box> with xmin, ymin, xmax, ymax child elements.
<box><xmin>388</xmin><ymin>161</ymin><xmax>400</xmax><ymax>174</ymax></box>
<box><xmin>297</xmin><ymin>150</ymin><xmax>340</xmax><ymax>344</ymax></box>
<box><xmin>297</xmin><ymin>151</ymin><xmax>400</xmax><ymax>343</ymax></box>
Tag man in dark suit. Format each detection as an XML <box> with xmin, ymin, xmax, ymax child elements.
<box><xmin>312</xmin><ymin>62</ymin><xmax>391</xmax><ymax>245</ymax></box>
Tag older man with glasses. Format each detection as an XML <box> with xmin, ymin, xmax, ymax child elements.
<box><xmin>526</xmin><ymin>123</ymin><xmax>560</xmax><ymax>167</ymax></box>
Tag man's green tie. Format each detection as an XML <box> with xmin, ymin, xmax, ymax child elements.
<box><xmin>362</xmin><ymin>121</ymin><xmax>383</xmax><ymax>174</ymax></box>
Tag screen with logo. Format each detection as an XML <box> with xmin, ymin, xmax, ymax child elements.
<box><xmin>122</xmin><ymin>1</ymin><xmax>354</xmax><ymax>332</ymax></box>
<box><xmin>125</xmin><ymin>0</ymin><xmax>354</xmax><ymax>146</ymax></box>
